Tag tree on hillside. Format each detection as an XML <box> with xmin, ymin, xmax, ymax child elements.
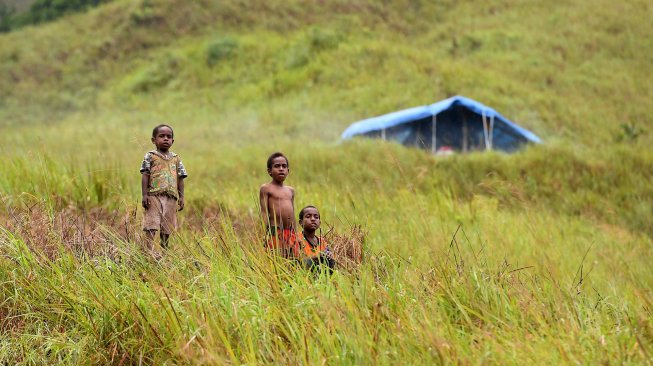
<box><xmin>0</xmin><ymin>3</ymin><xmax>15</xmax><ymax>33</ymax></box>
<box><xmin>1</xmin><ymin>0</ymin><xmax>109</xmax><ymax>31</ymax></box>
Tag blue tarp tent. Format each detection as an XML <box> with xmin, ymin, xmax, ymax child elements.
<box><xmin>341</xmin><ymin>96</ymin><xmax>541</xmax><ymax>153</ymax></box>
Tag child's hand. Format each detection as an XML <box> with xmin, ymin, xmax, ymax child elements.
<box><xmin>142</xmin><ymin>196</ymin><xmax>150</xmax><ymax>209</ymax></box>
<box><xmin>178</xmin><ymin>197</ymin><xmax>185</xmax><ymax>211</ymax></box>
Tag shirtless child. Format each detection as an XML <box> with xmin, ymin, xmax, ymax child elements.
<box><xmin>259</xmin><ymin>152</ymin><xmax>298</xmax><ymax>258</ymax></box>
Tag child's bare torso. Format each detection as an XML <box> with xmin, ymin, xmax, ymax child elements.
<box><xmin>261</xmin><ymin>183</ymin><xmax>295</xmax><ymax>229</ymax></box>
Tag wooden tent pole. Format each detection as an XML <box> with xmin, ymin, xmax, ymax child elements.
<box><xmin>431</xmin><ymin>114</ymin><xmax>437</xmax><ymax>154</ymax></box>
<box><xmin>462</xmin><ymin>114</ymin><xmax>468</xmax><ymax>152</ymax></box>
<box><xmin>489</xmin><ymin>115</ymin><xmax>494</xmax><ymax>150</ymax></box>
<box><xmin>482</xmin><ymin>111</ymin><xmax>489</xmax><ymax>150</ymax></box>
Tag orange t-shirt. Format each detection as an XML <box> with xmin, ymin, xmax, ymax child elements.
<box><xmin>297</xmin><ymin>232</ymin><xmax>328</xmax><ymax>260</ymax></box>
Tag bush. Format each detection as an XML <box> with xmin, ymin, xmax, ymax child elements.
<box><xmin>129</xmin><ymin>0</ymin><xmax>159</xmax><ymax>26</ymax></box>
<box><xmin>614</xmin><ymin>122</ymin><xmax>645</xmax><ymax>142</ymax></box>
<box><xmin>205</xmin><ymin>37</ymin><xmax>239</xmax><ymax>67</ymax></box>
<box><xmin>1</xmin><ymin>0</ymin><xmax>110</xmax><ymax>31</ymax></box>
<box><xmin>127</xmin><ymin>54</ymin><xmax>180</xmax><ymax>93</ymax></box>
<box><xmin>0</xmin><ymin>4</ymin><xmax>14</xmax><ymax>33</ymax></box>
<box><xmin>285</xmin><ymin>28</ymin><xmax>342</xmax><ymax>69</ymax></box>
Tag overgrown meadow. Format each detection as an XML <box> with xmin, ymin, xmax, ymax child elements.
<box><xmin>1</xmin><ymin>0</ymin><xmax>652</xmax><ymax>364</ymax></box>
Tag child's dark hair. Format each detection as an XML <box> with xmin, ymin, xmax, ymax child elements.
<box><xmin>299</xmin><ymin>205</ymin><xmax>318</xmax><ymax>220</ymax></box>
<box><xmin>267</xmin><ymin>152</ymin><xmax>289</xmax><ymax>170</ymax></box>
<box><xmin>152</xmin><ymin>124</ymin><xmax>174</xmax><ymax>138</ymax></box>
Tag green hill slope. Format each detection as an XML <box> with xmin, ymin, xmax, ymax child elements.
<box><xmin>1</xmin><ymin>0</ymin><xmax>651</xmax><ymax>141</ymax></box>
<box><xmin>0</xmin><ymin>0</ymin><xmax>652</xmax><ymax>364</ymax></box>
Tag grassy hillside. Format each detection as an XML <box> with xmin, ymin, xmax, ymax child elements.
<box><xmin>1</xmin><ymin>0</ymin><xmax>652</xmax><ymax>364</ymax></box>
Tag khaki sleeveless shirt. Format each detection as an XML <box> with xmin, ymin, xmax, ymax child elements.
<box><xmin>147</xmin><ymin>151</ymin><xmax>181</xmax><ymax>199</ymax></box>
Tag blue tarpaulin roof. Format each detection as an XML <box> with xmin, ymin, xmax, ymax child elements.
<box><xmin>341</xmin><ymin>95</ymin><xmax>541</xmax><ymax>144</ymax></box>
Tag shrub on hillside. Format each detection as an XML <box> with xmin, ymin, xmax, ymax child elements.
<box><xmin>285</xmin><ymin>27</ymin><xmax>342</xmax><ymax>69</ymax></box>
<box><xmin>205</xmin><ymin>37</ymin><xmax>239</xmax><ymax>67</ymax></box>
<box><xmin>129</xmin><ymin>0</ymin><xmax>160</xmax><ymax>26</ymax></box>
<box><xmin>614</xmin><ymin>122</ymin><xmax>646</xmax><ymax>143</ymax></box>
<box><xmin>126</xmin><ymin>54</ymin><xmax>180</xmax><ymax>93</ymax></box>
<box><xmin>0</xmin><ymin>4</ymin><xmax>14</xmax><ymax>33</ymax></box>
<box><xmin>6</xmin><ymin>0</ymin><xmax>110</xmax><ymax>31</ymax></box>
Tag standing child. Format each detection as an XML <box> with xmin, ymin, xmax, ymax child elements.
<box><xmin>259</xmin><ymin>152</ymin><xmax>298</xmax><ymax>258</ymax></box>
<box><xmin>140</xmin><ymin>124</ymin><xmax>188</xmax><ymax>255</ymax></box>
<box><xmin>297</xmin><ymin>205</ymin><xmax>335</xmax><ymax>272</ymax></box>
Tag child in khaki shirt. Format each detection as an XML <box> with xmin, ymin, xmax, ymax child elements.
<box><xmin>140</xmin><ymin>124</ymin><xmax>188</xmax><ymax>255</ymax></box>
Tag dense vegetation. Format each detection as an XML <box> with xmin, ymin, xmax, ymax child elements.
<box><xmin>0</xmin><ymin>0</ymin><xmax>109</xmax><ymax>32</ymax></box>
<box><xmin>1</xmin><ymin>0</ymin><xmax>651</xmax><ymax>364</ymax></box>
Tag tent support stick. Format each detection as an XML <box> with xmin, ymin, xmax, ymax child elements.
<box><xmin>382</xmin><ymin>128</ymin><xmax>386</xmax><ymax>140</ymax></box>
<box><xmin>431</xmin><ymin>115</ymin><xmax>437</xmax><ymax>154</ymax></box>
<box><xmin>462</xmin><ymin>115</ymin><xmax>468</xmax><ymax>153</ymax></box>
<box><xmin>489</xmin><ymin>116</ymin><xmax>494</xmax><ymax>150</ymax></box>
<box><xmin>482</xmin><ymin>111</ymin><xmax>489</xmax><ymax>150</ymax></box>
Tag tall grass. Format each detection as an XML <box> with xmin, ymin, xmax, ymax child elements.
<box><xmin>1</xmin><ymin>199</ymin><xmax>651</xmax><ymax>364</ymax></box>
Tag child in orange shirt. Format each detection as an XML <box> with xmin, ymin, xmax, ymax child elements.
<box><xmin>297</xmin><ymin>205</ymin><xmax>334</xmax><ymax>272</ymax></box>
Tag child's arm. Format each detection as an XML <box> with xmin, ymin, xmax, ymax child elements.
<box><xmin>177</xmin><ymin>177</ymin><xmax>185</xmax><ymax>211</ymax></box>
<box><xmin>323</xmin><ymin>244</ymin><xmax>334</xmax><ymax>260</ymax></box>
<box><xmin>140</xmin><ymin>152</ymin><xmax>152</xmax><ymax>208</ymax></box>
<box><xmin>290</xmin><ymin>187</ymin><xmax>296</xmax><ymax>222</ymax></box>
<box><xmin>176</xmin><ymin>156</ymin><xmax>188</xmax><ymax>211</ymax></box>
<box><xmin>141</xmin><ymin>173</ymin><xmax>150</xmax><ymax>208</ymax></box>
<box><xmin>259</xmin><ymin>185</ymin><xmax>269</xmax><ymax>227</ymax></box>
<box><xmin>290</xmin><ymin>187</ymin><xmax>295</xmax><ymax>207</ymax></box>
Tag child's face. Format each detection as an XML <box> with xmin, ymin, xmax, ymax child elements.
<box><xmin>268</xmin><ymin>156</ymin><xmax>289</xmax><ymax>183</ymax></box>
<box><xmin>300</xmin><ymin>207</ymin><xmax>320</xmax><ymax>231</ymax></box>
<box><xmin>151</xmin><ymin>126</ymin><xmax>174</xmax><ymax>151</ymax></box>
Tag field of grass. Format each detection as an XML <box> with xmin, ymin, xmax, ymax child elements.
<box><xmin>1</xmin><ymin>0</ymin><xmax>652</xmax><ymax>364</ymax></box>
